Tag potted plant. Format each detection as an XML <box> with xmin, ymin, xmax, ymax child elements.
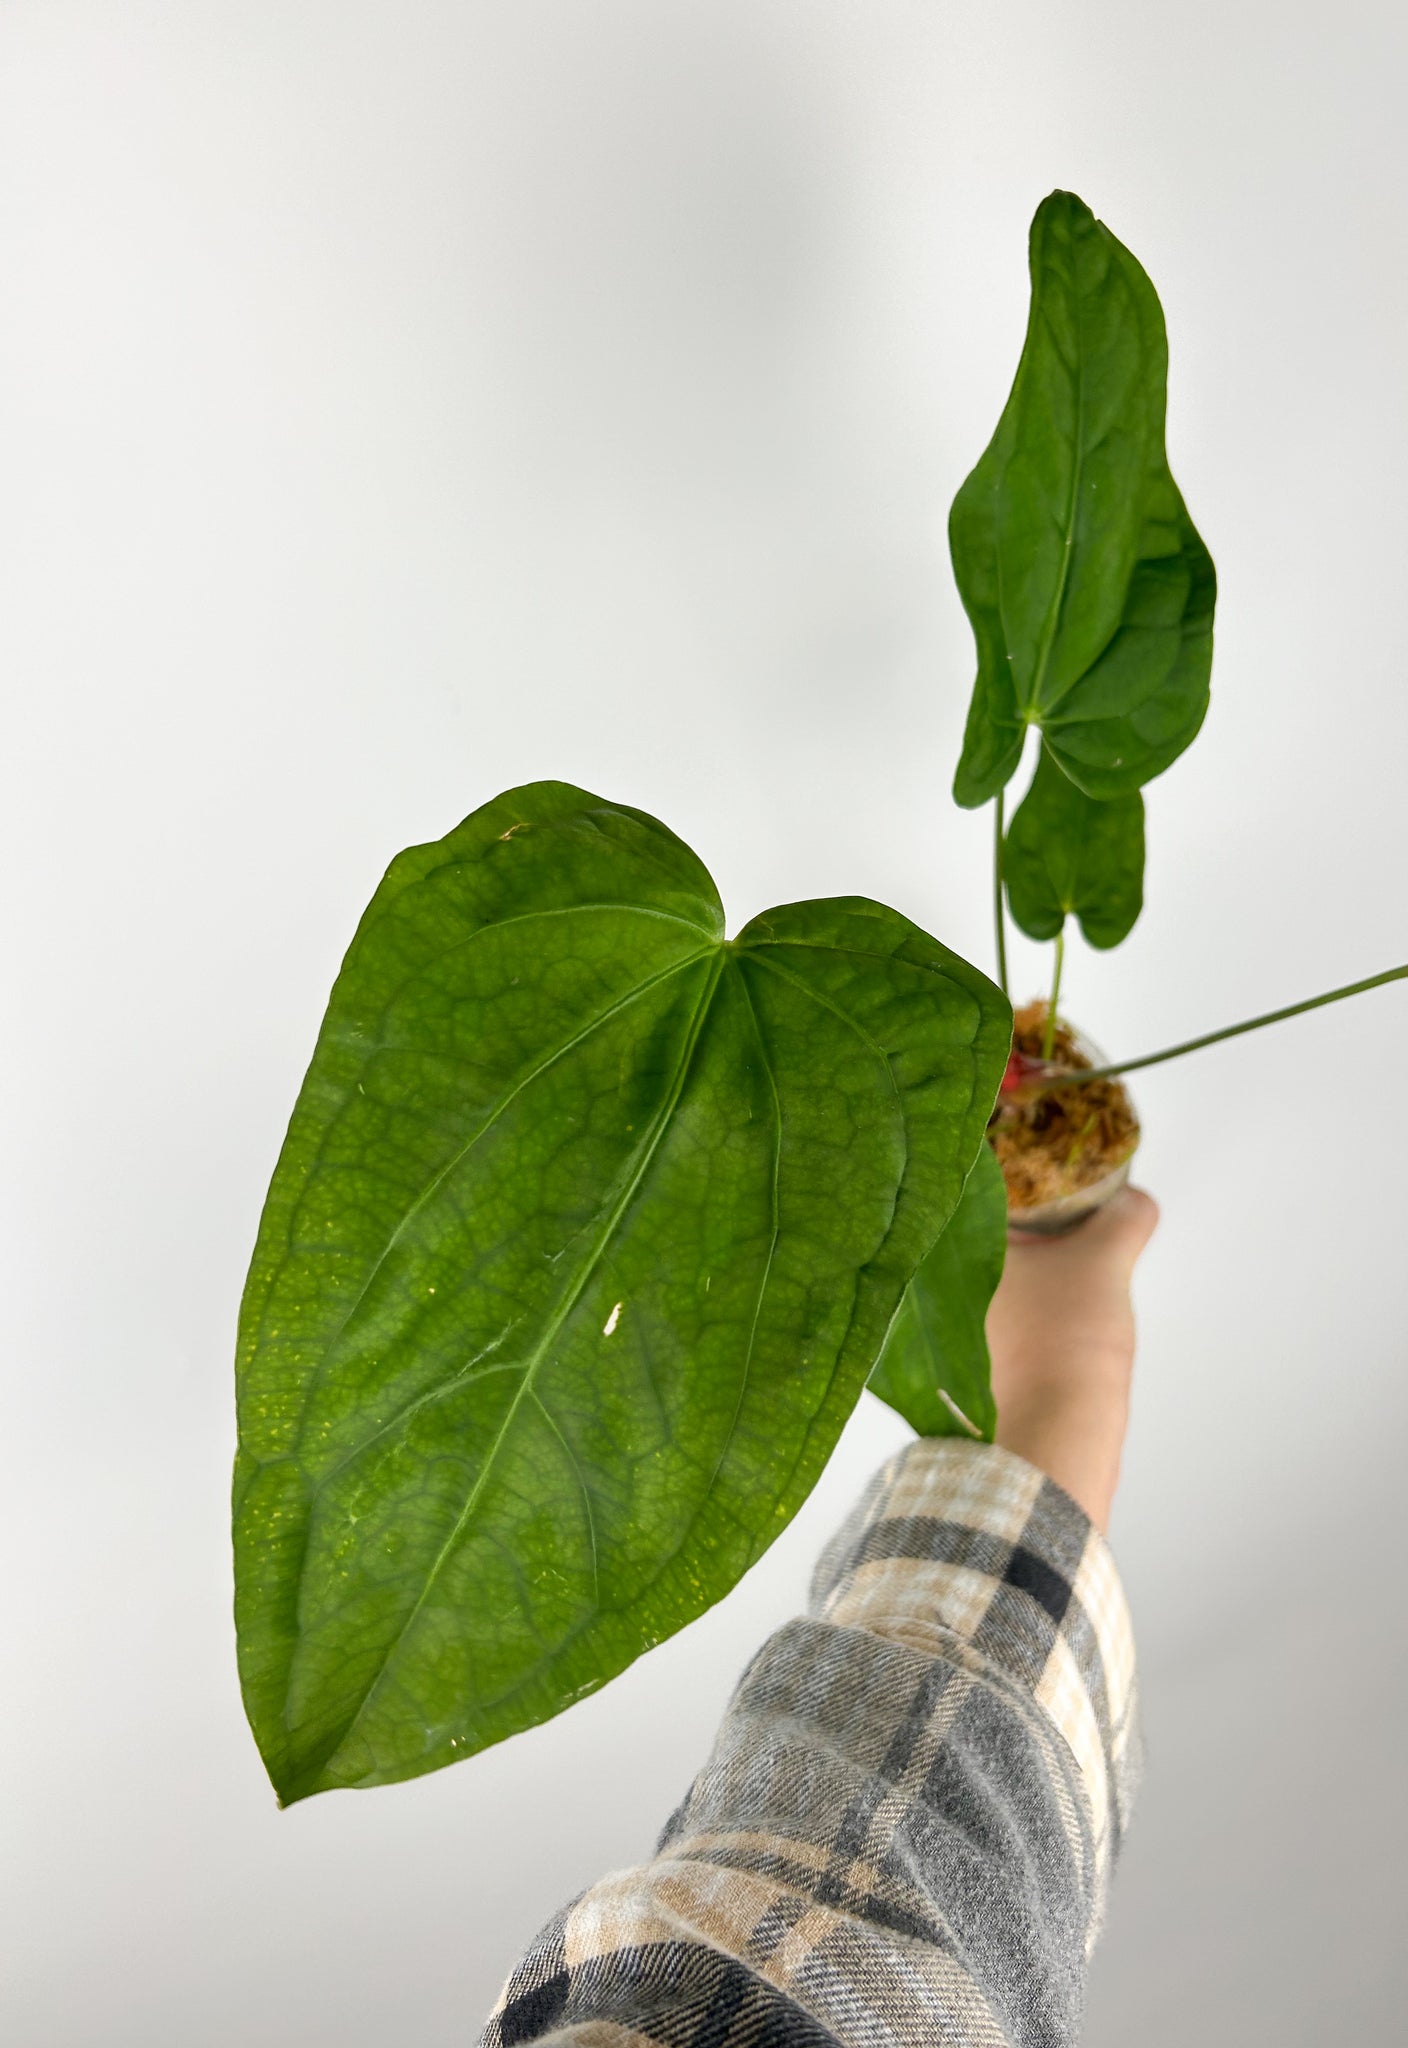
<box><xmin>232</xmin><ymin>190</ymin><xmax>1405</xmax><ymax>1802</ymax></box>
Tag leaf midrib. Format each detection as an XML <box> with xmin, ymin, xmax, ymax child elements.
<box><xmin>474</xmin><ymin>949</ymin><xmax>918</xmax><ymax>1716</ymax></box>
<box><xmin>401</xmin><ymin>949</ymin><xmax>916</xmax><ymax>1750</ymax></box>
<box><xmin>1017</xmin><ymin>240</ymin><xmax>1089</xmax><ymax>724</ymax></box>
<box><xmin>700</xmin><ymin>959</ymin><xmax>782</xmax><ymax>1509</ymax></box>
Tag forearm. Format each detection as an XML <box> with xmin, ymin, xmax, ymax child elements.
<box><xmin>991</xmin><ymin>1375</ymin><xmax>1130</xmax><ymax>1536</ymax></box>
<box><xmin>480</xmin><ymin>1438</ymin><xmax>1140</xmax><ymax>2048</ymax></box>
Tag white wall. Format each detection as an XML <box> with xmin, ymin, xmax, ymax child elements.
<box><xmin>4</xmin><ymin>4</ymin><xmax>1405</xmax><ymax>2041</ymax></box>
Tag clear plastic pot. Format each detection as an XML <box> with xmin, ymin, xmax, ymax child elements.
<box><xmin>995</xmin><ymin>1020</ymin><xmax>1139</xmax><ymax>1236</ymax></box>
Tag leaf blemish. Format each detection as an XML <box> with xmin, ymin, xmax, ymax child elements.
<box><xmin>603</xmin><ymin>1302</ymin><xmax>623</xmax><ymax>1336</ymax></box>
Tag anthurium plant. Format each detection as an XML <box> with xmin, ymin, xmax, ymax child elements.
<box><xmin>233</xmin><ymin>191</ymin><xmax>1406</xmax><ymax>1802</ymax></box>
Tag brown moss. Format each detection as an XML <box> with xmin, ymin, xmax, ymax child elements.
<box><xmin>989</xmin><ymin>1003</ymin><xmax>1140</xmax><ymax>1212</ymax></box>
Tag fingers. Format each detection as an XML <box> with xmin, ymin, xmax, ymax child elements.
<box><xmin>987</xmin><ymin>1183</ymin><xmax>1155</xmax><ymax>1531</ymax></box>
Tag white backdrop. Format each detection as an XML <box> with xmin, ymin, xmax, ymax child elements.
<box><xmin>4</xmin><ymin>5</ymin><xmax>1406</xmax><ymax>2042</ymax></box>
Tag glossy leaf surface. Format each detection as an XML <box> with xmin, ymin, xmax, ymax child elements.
<box><xmin>950</xmin><ymin>190</ymin><xmax>1216</xmax><ymax>807</ymax></box>
<box><xmin>1004</xmin><ymin>745</ymin><xmax>1145</xmax><ymax>948</ymax></box>
<box><xmin>234</xmin><ymin>782</ymin><xmax>1010</xmax><ymax>1800</ymax></box>
<box><xmin>868</xmin><ymin>1140</ymin><xmax>1007</xmax><ymax>1441</ymax></box>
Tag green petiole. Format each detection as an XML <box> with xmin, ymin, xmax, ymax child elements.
<box><xmin>1041</xmin><ymin>929</ymin><xmax>1064</xmax><ymax>1060</ymax></box>
<box><xmin>1032</xmin><ymin>961</ymin><xmax>1408</xmax><ymax>1092</ymax></box>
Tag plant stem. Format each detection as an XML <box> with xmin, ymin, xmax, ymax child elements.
<box><xmin>993</xmin><ymin>789</ymin><xmax>1009</xmax><ymax>997</ymax></box>
<box><xmin>1041</xmin><ymin>929</ymin><xmax>1065</xmax><ymax>1060</ymax></box>
<box><xmin>1033</xmin><ymin>961</ymin><xmax>1408</xmax><ymax>1092</ymax></box>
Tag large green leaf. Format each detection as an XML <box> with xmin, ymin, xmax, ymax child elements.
<box><xmin>234</xmin><ymin>781</ymin><xmax>1010</xmax><ymax>1800</ymax></box>
<box><xmin>867</xmin><ymin>1139</ymin><xmax>1007</xmax><ymax>1441</ymax></box>
<box><xmin>1004</xmin><ymin>744</ymin><xmax>1145</xmax><ymax>948</ymax></box>
<box><xmin>950</xmin><ymin>189</ymin><xmax>1216</xmax><ymax>807</ymax></box>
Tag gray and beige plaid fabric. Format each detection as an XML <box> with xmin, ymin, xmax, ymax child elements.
<box><xmin>480</xmin><ymin>1439</ymin><xmax>1140</xmax><ymax>2048</ymax></box>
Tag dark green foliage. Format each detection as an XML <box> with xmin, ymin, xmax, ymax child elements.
<box><xmin>229</xmin><ymin>190</ymin><xmax>1231</xmax><ymax>1812</ymax></box>
<box><xmin>233</xmin><ymin>782</ymin><xmax>1010</xmax><ymax>1800</ymax></box>
<box><xmin>950</xmin><ymin>190</ymin><xmax>1216</xmax><ymax>808</ymax></box>
<box><xmin>868</xmin><ymin>1140</ymin><xmax>1008</xmax><ymax>1441</ymax></box>
<box><xmin>1004</xmin><ymin>745</ymin><xmax>1145</xmax><ymax>948</ymax></box>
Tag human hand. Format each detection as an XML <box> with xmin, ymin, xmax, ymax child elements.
<box><xmin>986</xmin><ymin>1186</ymin><xmax>1158</xmax><ymax>1534</ymax></box>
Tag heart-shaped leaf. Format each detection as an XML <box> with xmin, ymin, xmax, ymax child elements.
<box><xmin>950</xmin><ymin>190</ymin><xmax>1216</xmax><ymax>808</ymax></box>
<box><xmin>867</xmin><ymin>1138</ymin><xmax>1007</xmax><ymax>1441</ymax></box>
<box><xmin>234</xmin><ymin>782</ymin><xmax>1010</xmax><ymax>1800</ymax></box>
<box><xmin>1004</xmin><ymin>744</ymin><xmax>1145</xmax><ymax>948</ymax></box>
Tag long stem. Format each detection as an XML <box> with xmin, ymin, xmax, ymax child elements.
<box><xmin>1034</xmin><ymin>961</ymin><xmax>1408</xmax><ymax>1092</ymax></box>
<box><xmin>993</xmin><ymin>789</ymin><xmax>1009</xmax><ymax>997</ymax></box>
<box><xmin>1041</xmin><ymin>929</ymin><xmax>1065</xmax><ymax>1060</ymax></box>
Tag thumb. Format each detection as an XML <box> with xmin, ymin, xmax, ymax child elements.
<box><xmin>1080</xmin><ymin>1183</ymin><xmax>1159</xmax><ymax>1268</ymax></box>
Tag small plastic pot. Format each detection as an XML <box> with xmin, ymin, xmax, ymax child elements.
<box><xmin>993</xmin><ymin>1020</ymin><xmax>1139</xmax><ymax>1236</ymax></box>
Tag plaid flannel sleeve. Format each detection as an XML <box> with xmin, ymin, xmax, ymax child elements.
<box><xmin>479</xmin><ymin>1437</ymin><xmax>1141</xmax><ymax>2048</ymax></box>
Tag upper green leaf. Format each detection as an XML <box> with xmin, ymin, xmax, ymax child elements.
<box><xmin>867</xmin><ymin>1138</ymin><xmax>1008</xmax><ymax>1441</ymax></box>
<box><xmin>1004</xmin><ymin>744</ymin><xmax>1145</xmax><ymax>948</ymax></box>
<box><xmin>233</xmin><ymin>782</ymin><xmax>1010</xmax><ymax>1800</ymax></box>
<box><xmin>950</xmin><ymin>190</ymin><xmax>1216</xmax><ymax>807</ymax></box>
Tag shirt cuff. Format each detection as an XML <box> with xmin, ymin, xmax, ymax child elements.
<box><xmin>807</xmin><ymin>1437</ymin><xmax>1141</xmax><ymax>1902</ymax></box>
